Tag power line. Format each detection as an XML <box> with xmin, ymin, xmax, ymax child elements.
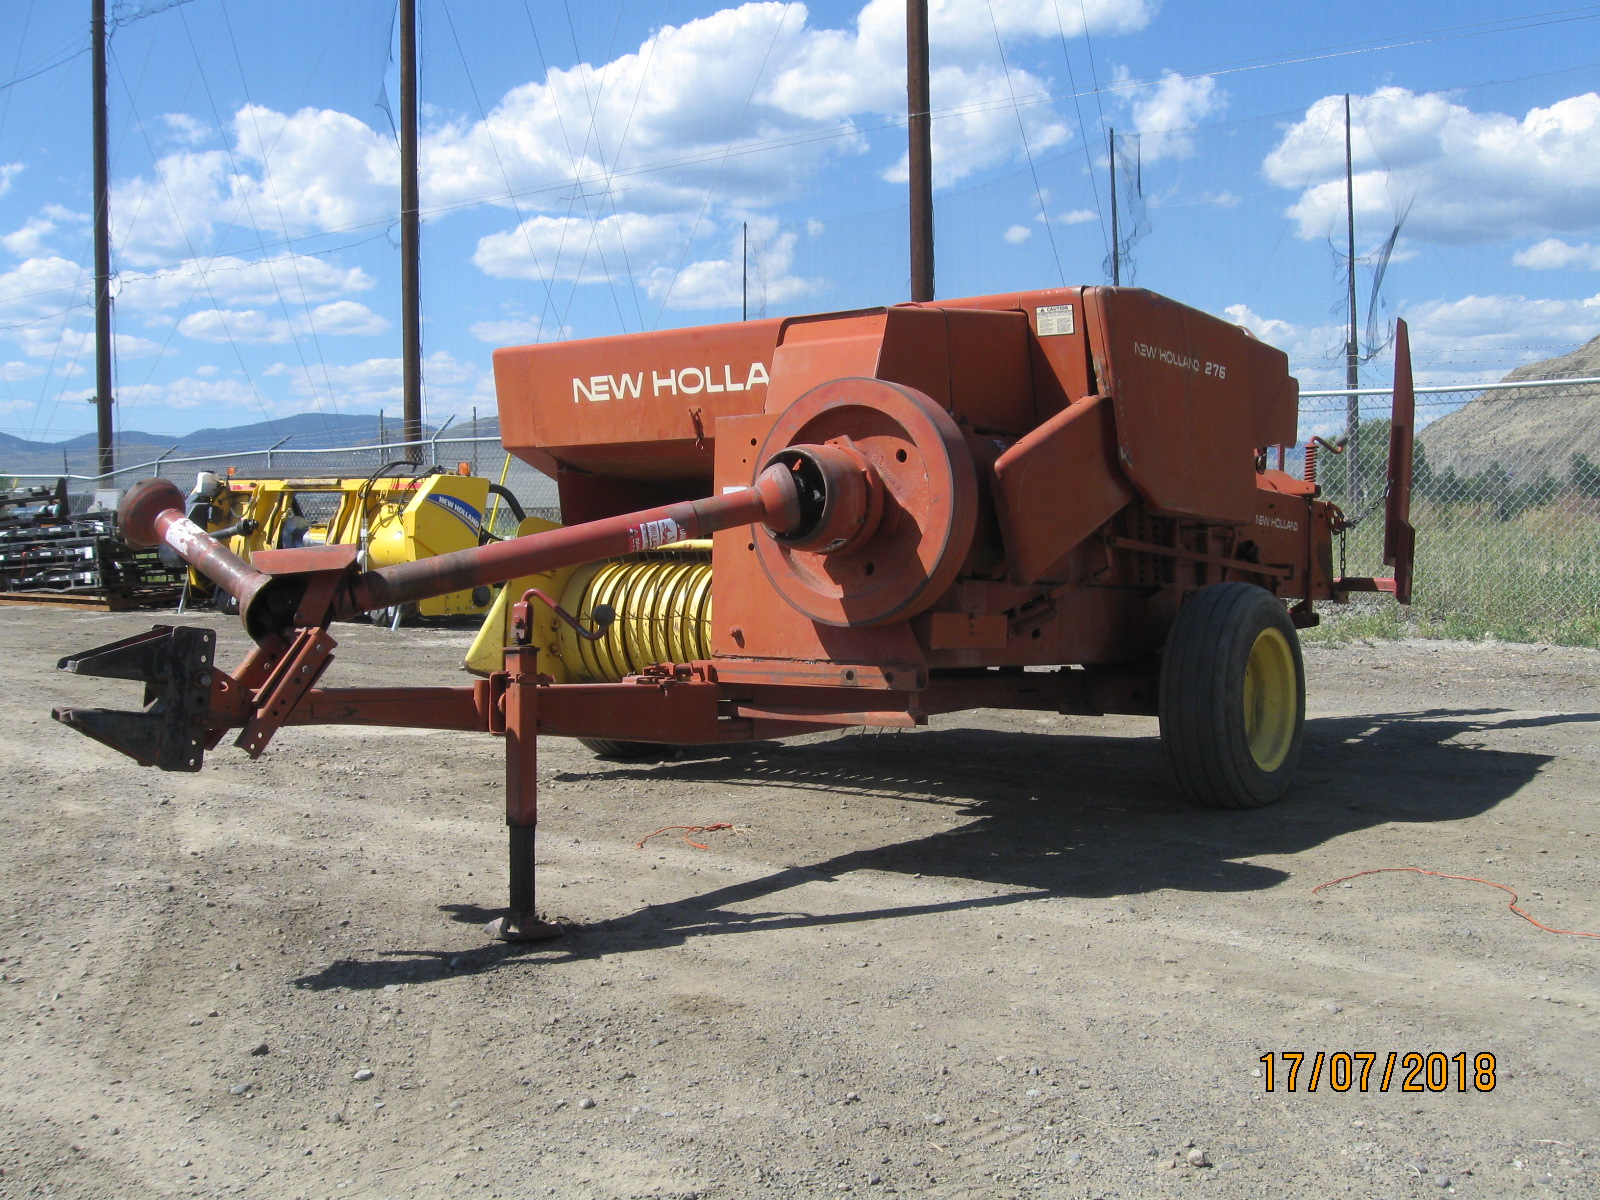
<box><xmin>1051</xmin><ymin>1</ymin><xmax>1107</xmax><ymax>261</ymax></box>
<box><xmin>0</xmin><ymin>45</ymin><xmax>89</xmax><ymax>95</ymax></box>
<box><xmin>220</xmin><ymin>0</ymin><xmax>345</xmax><ymax>421</ymax></box>
<box><xmin>652</xmin><ymin>2</ymin><xmax>793</xmax><ymax>325</ymax></box>
<box><xmin>110</xmin><ymin>0</ymin><xmax>204</xmax><ymax>28</ymax></box>
<box><xmin>988</xmin><ymin>1</ymin><xmax>1062</xmax><ymax>286</ymax></box>
<box><xmin>552</xmin><ymin>0</ymin><xmax>633</xmax><ymax>337</ymax></box>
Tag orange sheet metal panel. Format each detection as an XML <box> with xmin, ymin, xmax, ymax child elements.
<box><xmin>766</xmin><ymin>305</ymin><xmax>1033</xmax><ymax>435</ymax></box>
<box><xmin>496</xmin><ymin>290</ymin><xmax>1088</xmax><ymax>483</ymax></box>
<box><xmin>1083</xmin><ymin>288</ymin><xmax>1297</xmax><ymax>525</ymax></box>
<box><xmin>493</xmin><ymin>318</ymin><xmax>784</xmax><ymax>479</ymax></box>
<box><xmin>933</xmin><ymin>287</ymin><xmax>1092</xmax><ymax>421</ymax></box>
<box><xmin>765</xmin><ymin>310</ymin><xmax>890</xmax><ymax>412</ymax></box>
<box><xmin>990</xmin><ymin>393</ymin><xmax>1135</xmax><ymax>584</ymax></box>
<box><xmin>938</xmin><ymin>308</ymin><xmax>1034</xmax><ymax>434</ymax></box>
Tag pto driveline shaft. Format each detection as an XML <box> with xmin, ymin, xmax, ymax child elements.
<box><xmin>118</xmin><ymin>478</ymin><xmax>276</xmax><ymax>610</ymax></box>
<box><xmin>119</xmin><ymin>463</ymin><xmax>805</xmax><ymax>640</ymax></box>
<box><xmin>346</xmin><ymin>463</ymin><xmax>800</xmax><ymax>615</ymax></box>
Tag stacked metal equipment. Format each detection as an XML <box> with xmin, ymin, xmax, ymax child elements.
<box><xmin>0</xmin><ymin>478</ymin><xmax>185</xmax><ymax>607</ymax></box>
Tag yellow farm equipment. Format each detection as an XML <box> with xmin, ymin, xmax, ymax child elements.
<box><xmin>182</xmin><ymin>466</ymin><xmax>524</xmax><ymax>623</ymax></box>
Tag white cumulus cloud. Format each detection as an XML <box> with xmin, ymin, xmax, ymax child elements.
<box><xmin>176</xmin><ymin>301</ymin><xmax>388</xmax><ymax>344</ymax></box>
<box><xmin>266</xmin><ymin>350</ymin><xmax>483</xmax><ymax>412</ymax></box>
<box><xmin>473</xmin><ymin>213</ymin><xmax>691</xmax><ymax>284</ymax></box>
<box><xmin>119</xmin><ymin>375</ymin><xmax>263</xmax><ymax>412</ymax></box>
<box><xmin>469</xmin><ymin>316</ymin><xmax>546</xmax><ymax>345</ymax></box>
<box><xmin>435</xmin><ymin>0</ymin><xmax>1148</xmax><ymax>297</ymax></box>
<box><xmin>1124</xmin><ymin>70</ymin><xmax>1224</xmax><ymax>162</ymax></box>
<box><xmin>1227</xmin><ymin>294</ymin><xmax>1600</xmax><ymax>389</ymax></box>
<box><xmin>111</xmin><ymin>104</ymin><xmax>396</xmax><ymax>265</ymax></box>
<box><xmin>118</xmin><ymin>254</ymin><xmax>374</xmax><ymax>312</ymax></box>
<box><xmin>643</xmin><ymin>220</ymin><xmax>816</xmax><ymax>311</ymax></box>
<box><xmin>1513</xmin><ymin>239</ymin><xmax>1600</xmax><ymax>270</ymax></box>
<box><xmin>1265</xmin><ymin>87</ymin><xmax>1600</xmax><ymax>244</ymax></box>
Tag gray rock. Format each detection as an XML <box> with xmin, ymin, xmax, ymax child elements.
<box><xmin>1064</xmin><ymin>1150</ymin><xmax>1082</xmax><ymax>1166</ymax></box>
<box><xmin>353</xmin><ymin>1068</ymin><xmax>374</xmax><ymax>1082</ymax></box>
<box><xmin>1186</xmin><ymin>1147</ymin><xmax>1210</xmax><ymax>1167</ymax></box>
<box><xmin>229</xmin><ymin>1082</ymin><xmax>251</xmax><ymax>1096</ymax></box>
<box><xmin>249</xmin><ymin>1042</ymin><xmax>268</xmax><ymax>1056</ymax></box>
<box><xmin>1435</xmin><ymin>1177</ymin><xmax>1451</xmax><ymax>1189</ymax></box>
<box><xmin>578</xmin><ymin>1097</ymin><xmax>596</xmax><ymax>1109</ymax></box>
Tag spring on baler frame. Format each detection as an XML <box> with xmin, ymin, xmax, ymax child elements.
<box><xmin>557</xmin><ymin>550</ymin><xmax>713</xmax><ymax>682</ymax></box>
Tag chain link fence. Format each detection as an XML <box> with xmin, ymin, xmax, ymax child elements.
<box><xmin>5</xmin><ymin>434</ymin><xmax>560</xmax><ymax>539</ymax></box>
<box><xmin>1297</xmin><ymin>375</ymin><xmax>1600</xmax><ymax>646</ymax></box>
<box><xmin>5</xmin><ymin>376</ymin><xmax>1599</xmax><ymax>643</ymax></box>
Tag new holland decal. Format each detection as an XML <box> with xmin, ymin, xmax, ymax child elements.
<box><xmin>424</xmin><ymin>493</ymin><xmax>482</xmax><ymax>530</ymax></box>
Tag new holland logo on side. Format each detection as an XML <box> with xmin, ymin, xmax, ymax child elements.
<box><xmin>424</xmin><ymin>493</ymin><xmax>482</xmax><ymax>530</ymax></box>
<box><xmin>572</xmin><ymin>363</ymin><xmax>771</xmax><ymax>402</ymax></box>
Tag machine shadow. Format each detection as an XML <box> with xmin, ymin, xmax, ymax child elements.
<box><xmin>290</xmin><ymin>706</ymin><xmax>1589</xmax><ymax>990</ymax></box>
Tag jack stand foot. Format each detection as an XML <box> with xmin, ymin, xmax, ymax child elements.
<box><xmin>486</xmin><ymin>912</ymin><xmax>563</xmax><ymax>942</ymax></box>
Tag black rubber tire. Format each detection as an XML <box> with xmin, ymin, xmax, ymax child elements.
<box><xmin>577</xmin><ymin>738</ymin><xmax>669</xmax><ymax>762</ymax></box>
<box><xmin>1159</xmin><ymin>582</ymin><xmax>1305</xmax><ymax>809</ymax></box>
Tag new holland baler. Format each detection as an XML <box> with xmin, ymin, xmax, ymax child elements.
<box><xmin>53</xmin><ymin>286</ymin><xmax>1414</xmax><ymax>940</ymax></box>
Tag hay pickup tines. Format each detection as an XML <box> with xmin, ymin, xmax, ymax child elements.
<box><xmin>54</xmin><ymin>286</ymin><xmax>1414</xmax><ymax>942</ymax></box>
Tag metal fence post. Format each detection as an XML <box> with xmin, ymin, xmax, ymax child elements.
<box><xmin>265</xmin><ymin>435</ymin><xmax>292</xmax><ymax>475</ymax></box>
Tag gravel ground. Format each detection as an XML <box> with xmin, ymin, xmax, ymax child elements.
<box><xmin>1</xmin><ymin>607</ymin><xmax>1596</xmax><ymax>1200</ymax></box>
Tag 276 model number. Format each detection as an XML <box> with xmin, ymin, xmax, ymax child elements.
<box><xmin>1259</xmin><ymin>1052</ymin><xmax>1496</xmax><ymax>1092</ymax></box>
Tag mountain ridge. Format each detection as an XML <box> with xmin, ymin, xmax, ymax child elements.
<box><xmin>1</xmin><ymin>411</ymin><xmax>504</xmax><ymax>481</ymax></box>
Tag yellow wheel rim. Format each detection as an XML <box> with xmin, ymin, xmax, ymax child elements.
<box><xmin>1242</xmin><ymin>626</ymin><xmax>1296</xmax><ymax>772</ymax></box>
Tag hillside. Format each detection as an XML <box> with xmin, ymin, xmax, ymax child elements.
<box><xmin>1418</xmin><ymin>334</ymin><xmax>1600</xmax><ymax>483</ymax></box>
<box><xmin>0</xmin><ymin>411</ymin><xmax>502</xmax><ymax>482</ymax></box>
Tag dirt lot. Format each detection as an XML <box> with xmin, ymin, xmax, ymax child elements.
<box><xmin>1</xmin><ymin>607</ymin><xmax>1596</xmax><ymax>1200</ymax></box>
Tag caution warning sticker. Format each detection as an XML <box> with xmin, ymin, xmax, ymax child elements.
<box><xmin>1035</xmin><ymin>303</ymin><xmax>1076</xmax><ymax>337</ymax></box>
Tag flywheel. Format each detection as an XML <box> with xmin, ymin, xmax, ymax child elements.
<box><xmin>755</xmin><ymin>378</ymin><xmax>977</xmax><ymax>627</ymax></box>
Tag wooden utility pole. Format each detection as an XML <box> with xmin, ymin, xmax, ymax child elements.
<box><xmin>91</xmin><ymin>0</ymin><xmax>115</xmax><ymax>480</ymax></box>
<box><xmin>906</xmin><ymin>0</ymin><xmax>934</xmax><ymax>302</ymax></box>
<box><xmin>1108</xmin><ymin>128</ymin><xmax>1120</xmax><ymax>286</ymax></box>
<box><xmin>400</xmin><ymin>0</ymin><xmax>423</xmax><ymax>463</ymax></box>
<box><xmin>1344</xmin><ymin>94</ymin><xmax>1361</xmax><ymax>509</ymax></box>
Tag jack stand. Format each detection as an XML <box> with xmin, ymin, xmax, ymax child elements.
<box><xmin>487</xmin><ymin>644</ymin><xmax>561</xmax><ymax>942</ymax></box>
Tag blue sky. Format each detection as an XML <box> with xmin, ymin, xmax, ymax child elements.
<box><xmin>2</xmin><ymin>0</ymin><xmax>1598</xmax><ymax>441</ymax></box>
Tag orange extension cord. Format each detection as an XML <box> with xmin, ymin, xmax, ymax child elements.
<box><xmin>635</xmin><ymin>823</ymin><xmax>734</xmax><ymax>851</ymax></box>
<box><xmin>1313</xmin><ymin>867</ymin><xmax>1600</xmax><ymax>939</ymax></box>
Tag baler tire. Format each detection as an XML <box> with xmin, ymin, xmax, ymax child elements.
<box><xmin>578</xmin><ymin>738</ymin><xmax>669</xmax><ymax>762</ymax></box>
<box><xmin>1159</xmin><ymin>582</ymin><xmax>1304</xmax><ymax>810</ymax></box>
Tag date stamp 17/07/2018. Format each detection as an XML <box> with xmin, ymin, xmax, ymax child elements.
<box><xmin>1259</xmin><ymin>1052</ymin><xmax>1497</xmax><ymax>1093</ymax></box>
